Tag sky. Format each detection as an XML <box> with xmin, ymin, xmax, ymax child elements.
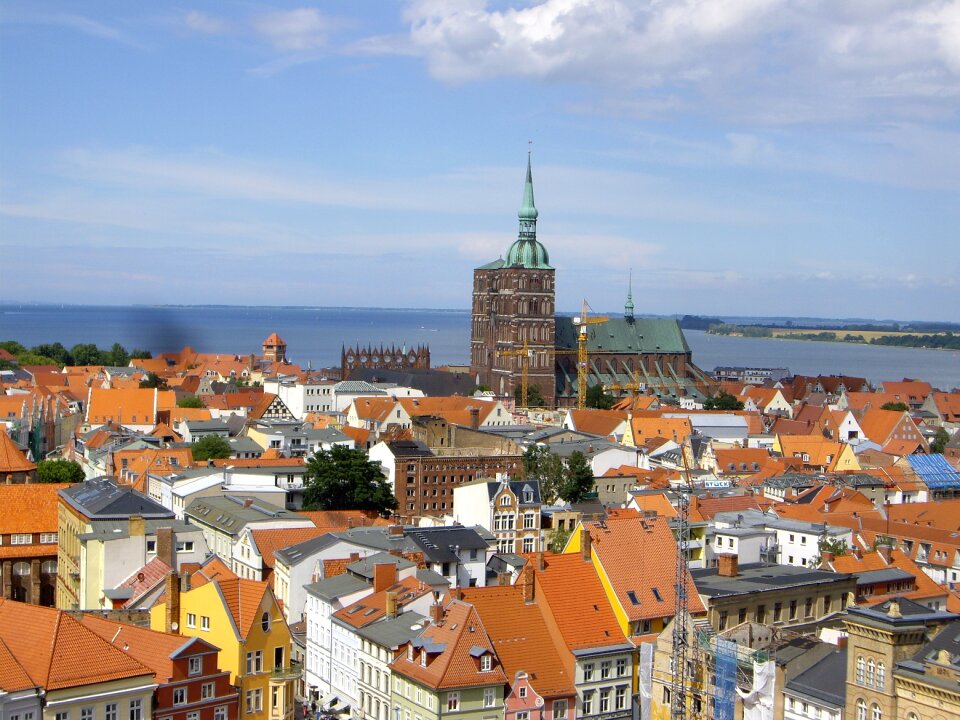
<box><xmin>1</xmin><ymin>1</ymin><xmax>959</xmax><ymax>322</ymax></box>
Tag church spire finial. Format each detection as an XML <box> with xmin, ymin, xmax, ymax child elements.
<box><xmin>519</xmin><ymin>144</ymin><xmax>538</xmax><ymax>222</ymax></box>
<box><xmin>625</xmin><ymin>269</ymin><xmax>635</xmax><ymax>321</ymax></box>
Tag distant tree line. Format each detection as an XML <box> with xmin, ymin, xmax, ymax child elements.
<box><xmin>869</xmin><ymin>333</ymin><xmax>960</xmax><ymax>351</ymax></box>
<box><xmin>678</xmin><ymin>315</ymin><xmax>724</xmax><ymax>330</ymax></box>
<box><xmin>707</xmin><ymin>323</ymin><xmax>773</xmax><ymax>338</ymax></box>
<box><xmin>0</xmin><ymin>340</ymin><xmax>151</xmax><ymax>369</ymax></box>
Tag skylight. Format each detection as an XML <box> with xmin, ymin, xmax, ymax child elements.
<box><xmin>627</xmin><ymin>591</ymin><xmax>640</xmax><ymax>605</ymax></box>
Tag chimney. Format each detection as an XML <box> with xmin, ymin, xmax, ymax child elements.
<box><xmin>373</xmin><ymin>563</ymin><xmax>397</xmax><ymax>593</ymax></box>
<box><xmin>349</xmin><ymin>552</ymin><xmax>360</xmax><ymax>563</ymax></box>
<box><xmin>347</xmin><ymin>516</ymin><xmax>355</xmax><ymax>528</ymax></box>
<box><xmin>497</xmin><ymin>571</ymin><xmax>512</xmax><ymax>586</ymax></box>
<box><xmin>581</xmin><ymin>526</ymin><xmax>592</xmax><ymax>562</ymax></box>
<box><xmin>877</xmin><ymin>544</ymin><xmax>893</xmax><ymax>564</ymax></box>
<box><xmin>388</xmin><ymin>524</ymin><xmax>405</xmax><ymax>538</ymax></box>
<box><xmin>129</xmin><ymin>515</ymin><xmax>145</xmax><ymax>537</ymax></box>
<box><xmin>156</xmin><ymin>526</ymin><xmax>174</xmax><ymax>567</ymax></box>
<box><xmin>165</xmin><ymin>571</ymin><xmax>181</xmax><ymax>634</ymax></box>
<box><xmin>536</xmin><ymin>550</ymin><xmax>545</xmax><ymax>572</ymax></box>
<box><xmin>820</xmin><ymin>551</ymin><xmax>835</xmax><ymax>567</ymax></box>
<box><xmin>181</xmin><ymin>571</ymin><xmax>192</xmax><ymax>593</ymax></box>
<box><xmin>450</xmin><ymin>587</ymin><xmax>463</xmax><ymax>601</ymax></box>
<box><xmin>386</xmin><ymin>590</ymin><xmax>398</xmax><ymax>619</ymax></box>
<box><xmin>430</xmin><ymin>601</ymin><xmax>444</xmax><ymax>626</ymax></box>
<box><xmin>243</xmin><ymin>498</ymin><xmax>254</xmax><ymax>508</ymax></box>
<box><xmin>852</xmin><ymin>547</ymin><xmax>863</xmax><ymax>560</ymax></box>
<box><xmin>836</xmin><ymin>636</ymin><xmax>848</xmax><ymax>649</ymax></box>
<box><xmin>521</xmin><ymin>564</ymin><xmax>535</xmax><ymax>603</ymax></box>
<box><xmin>469</xmin><ymin>407</ymin><xmax>480</xmax><ymax>430</ymax></box>
<box><xmin>717</xmin><ymin>553</ymin><xmax>739</xmax><ymax>578</ymax></box>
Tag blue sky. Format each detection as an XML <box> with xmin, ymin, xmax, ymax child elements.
<box><xmin>1</xmin><ymin>1</ymin><xmax>959</xmax><ymax>321</ymax></box>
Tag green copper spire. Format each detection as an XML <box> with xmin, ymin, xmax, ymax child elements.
<box><xmin>625</xmin><ymin>269</ymin><xmax>635</xmax><ymax>321</ymax></box>
<box><xmin>505</xmin><ymin>151</ymin><xmax>552</xmax><ymax>269</ymax></box>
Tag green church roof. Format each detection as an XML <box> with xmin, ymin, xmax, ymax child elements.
<box><xmin>555</xmin><ymin>316</ymin><xmax>691</xmax><ymax>355</ymax></box>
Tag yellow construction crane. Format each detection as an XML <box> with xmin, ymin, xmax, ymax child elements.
<box><xmin>496</xmin><ymin>339</ymin><xmax>536</xmax><ymax>407</ymax></box>
<box><xmin>572</xmin><ymin>299</ymin><xmax>608</xmax><ymax>410</ymax></box>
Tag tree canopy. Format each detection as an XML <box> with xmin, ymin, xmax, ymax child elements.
<box><xmin>523</xmin><ymin>444</ymin><xmax>566</xmax><ymax>503</ymax></box>
<box><xmin>190</xmin><ymin>435</ymin><xmax>233</xmax><ymax>462</ymax></box>
<box><xmin>586</xmin><ymin>383</ymin><xmax>616</xmax><ymax>409</ymax></box>
<box><xmin>177</xmin><ymin>395</ymin><xmax>204</xmax><ymax>408</ymax></box>
<box><xmin>880</xmin><ymin>401</ymin><xmax>910</xmax><ymax>412</ymax></box>
<box><xmin>302</xmin><ymin>445</ymin><xmax>398</xmax><ymax>516</ymax></box>
<box><xmin>514</xmin><ymin>383</ymin><xmax>546</xmax><ymax>408</ymax></box>
<box><xmin>704</xmin><ymin>391</ymin><xmax>745</xmax><ymax>411</ymax></box>
<box><xmin>36</xmin><ymin>458</ymin><xmax>85</xmax><ymax>484</ymax></box>
<box><xmin>931</xmin><ymin>428</ymin><xmax>950</xmax><ymax>454</ymax></box>
<box><xmin>560</xmin><ymin>450</ymin><xmax>595</xmax><ymax>503</ymax></box>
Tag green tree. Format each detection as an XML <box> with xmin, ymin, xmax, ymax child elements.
<box><xmin>302</xmin><ymin>445</ymin><xmax>398</xmax><ymax>516</ymax></box>
<box><xmin>931</xmin><ymin>428</ymin><xmax>950</xmax><ymax>454</ymax></box>
<box><xmin>559</xmin><ymin>450</ymin><xmax>595</xmax><ymax>503</ymax></box>
<box><xmin>818</xmin><ymin>536</ymin><xmax>848</xmax><ymax>558</ymax></box>
<box><xmin>880</xmin><ymin>402</ymin><xmax>910</xmax><ymax>412</ymax></box>
<box><xmin>130</xmin><ymin>349</ymin><xmax>152</xmax><ymax>359</ymax></box>
<box><xmin>139</xmin><ymin>372</ymin><xmax>167</xmax><ymax>389</ymax></box>
<box><xmin>514</xmin><ymin>383</ymin><xmax>546</xmax><ymax>407</ymax></box>
<box><xmin>546</xmin><ymin>526</ymin><xmax>572</xmax><ymax>553</ymax></box>
<box><xmin>15</xmin><ymin>352</ymin><xmax>59</xmax><ymax>366</ymax></box>
<box><xmin>586</xmin><ymin>383</ymin><xmax>616</xmax><ymax>409</ymax></box>
<box><xmin>107</xmin><ymin>343</ymin><xmax>130</xmax><ymax>367</ymax></box>
<box><xmin>177</xmin><ymin>395</ymin><xmax>204</xmax><ymax>408</ymax></box>
<box><xmin>70</xmin><ymin>343</ymin><xmax>104</xmax><ymax>366</ymax></box>
<box><xmin>704</xmin><ymin>391</ymin><xmax>745</xmax><ymax>411</ymax></box>
<box><xmin>522</xmin><ymin>445</ymin><xmax>566</xmax><ymax>503</ymax></box>
<box><xmin>32</xmin><ymin>343</ymin><xmax>72</xmax><ymax>366</ymax></box>
<box><xmin>36</xmin><ymin>458</ymin><xmax>85</xmax><ymax>483</ymax></box>
<box><xmin>0</xmin><ymin>341</ymin><xmax>26</xmax><ymax>356</ymax></box>
<box><xmin>190</xmin><ymin>435</ymin><xmax>233</xmax><ymax>462</ymax></box>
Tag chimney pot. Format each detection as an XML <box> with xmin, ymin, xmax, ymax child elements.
<box><xmin>430</xmin><ymin>602</ymin><xmax>443</xmax><ymax>625</ymax></box>
<box><xmin>386</xmin><ymin>590</ymin><xmax>398</xmax><ymax>619</ymax></box>
<box><xmin>349</xmin><ymin>552</ymin><xmax>360</xmax><ymax>563</ymax></box>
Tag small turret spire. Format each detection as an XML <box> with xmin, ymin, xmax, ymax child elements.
<box><xmin>625</xmin><ymin>269</ymin><xmax>635</xmax><ymax>321</ymax></box>
<box><xmin>519</xmin><ymin>148</ymin><xmax>538</xmax><ymax>222</ymax></box>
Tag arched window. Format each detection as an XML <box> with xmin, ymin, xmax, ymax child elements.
<box><xmin>877</xmin><ymin>661</ymin><xmax>886</xmax><ymax>689</ymax></box>
<box><xmin>866</xmin><ymin>658</ymin><xmax>876</xmax><ymax>686</ymax></box>
<box><xmin>856</xmin><ymin>700</ymin><xmax>866</xmax><ymax>720</ymax></box>
<box><xmin>12</xmin><ymin>562</ymin><xmax>30</xmax><ymax>576</ymax></box>
<box><xmin>871</xmin><ymin>704</ymin><xmax>881</xmax><ymax>720</ymax></box>
<box><xmin>41</xmin><ymin>560</ymin><xmax>57</xmax><ymax>575</ymax></box>
<box><xmin>856</xmin><ymin>656</ymin><xmax>865</xmax><ymax>684</ymax></box>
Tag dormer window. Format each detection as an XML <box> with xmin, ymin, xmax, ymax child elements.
<box><xmin>500</xmin><ymin>496</ymin><xmax>511</xmax><ymax>506</ymax></box>
<box><xmin>480</xmin><ymin>654</ymin><xmax>492</xmax><ymax>672</ymax></box>
<box><xmin>421</xmin><ymin>650</ymin><xmax>427</xmax><ymax>667</ymax></box>
<box><xmin>407</xmin><ymin>645</ymin><xmax>414</xmax><ymax>661</ymax></box>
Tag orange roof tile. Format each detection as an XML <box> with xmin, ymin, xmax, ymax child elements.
<box><xmin>86</xmin><ymin>387</ymin><xmax>157</xmax><ymax>426</ymax></box>
<box><xmin>251</xmin><ymin>527</ymin><xmax>329</xmax><ymax>568</ymax></box>
<box><xmin>334</xmin><ymin>576</ymin><xmax>432</xmax><ymax>629</ymax></box>
<box><xmin>689</xmin><ymin>494</ymin><xmax>762</xmax><ymax>522</ymax></box>
<box><xmin>0</xmin><ymin>483</ymin><xmax>67</xmax><ymax>534</ymax></box>
<box><xmin>566</xmin><ymin>409</ymin><xmax>628</xmax><ymax>437</ymax></box>
<box><xmin>215</xmin><ymin>577</ymin><xmax>271</xmax><ymax>639</ymax></box>
<box><xmin>629</xmin><ymin>416</ymin><xmax>692</xmax><ymax>446</ymax></box>
<box><xmin>0</xmin><ymin>599</ymin><xmax>153</xmax><ymax>691</ymax></box>
<box><xmin>461</xmin><ymin>584</ymin><xmax>574</xmax><ymax>696</ymax></box>
<box><xmin>533</xmin><ymin>552</ymin><xmax>628</xmax><ymax>651</ymax></box>
<box><xmin>0</xmin><ymin>431</ymin><xmax>36</xmax><ymax>473</ymax></box>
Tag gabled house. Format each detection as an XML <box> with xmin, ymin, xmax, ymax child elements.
<box><xmin>453</xmin><ymin>477</ymin><xmax>543</xmax><ymax>554</ymax></box>
<box><xmin>859</xmin><ymin>408</ymin><xmax>928</xmax><ymax>456</ymax></box>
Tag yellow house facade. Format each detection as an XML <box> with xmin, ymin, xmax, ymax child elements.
<box><xmin>151</xmin><ymin>574</ymin><xmax>298</xmax><ymax>720</ymax></box>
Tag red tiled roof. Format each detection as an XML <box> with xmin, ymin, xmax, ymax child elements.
<box><xmin>0</xmin><ymin>483</ymin><xmax>66</xmax><ymax>534</ymax></box>
<box><xmin>0</xmin><ymin>431</ymin><xmax>36</xmax><ymax>473</ymax></box>
<box><xmin>251</xmin><ymin>527</ymin><xmax>329</xmax><ymax>568</ymax></box>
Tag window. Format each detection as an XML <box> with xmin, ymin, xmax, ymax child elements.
<box><xmin>261</xmin><ymin>611</ymin><xmax>271</xmax><ymax>632</ymax></box>
<box><xmin>202</xmin><ymin>681</ymin><xmax>215</xmax><ymax>699</ymax></box>
<box><xmin>10</xmin><ymin>533</ymin><xmax>31</xmax><ymax>545</ymax></box>
<box><xmin>106</xmin><ymin>704</ymin><xmax>117</xmax><ymax>720</ymax></box>
<box><xmin>856</xmin><ymin>656</ymin><xmax>865</xmax><ymax>684</ymax></box>
<box><xmin>480</xmin><ymin>654</ymin><xmax>492</xmax><ymax>672</ymax></box>
<box><xmin>246</xmin><ymin>689</ymin><xmax>263</xmax><ymax>714</ymax></box>
<box><xmin>517</xmin><ymin>714</ymin><xmax>529</xmax><ymax>720</ymax></box>
<box><xmin>866</xmin><ymin>659</ymin><xmax>875</xmax><ymax>687</ymax></box>
<box><xmin>446</xmin><ymin>692</ymin><xmax>460</xmax><ymax>711</ymax></box>
<box><xmin>877</xmin><ymin>662</ymin><xmax>885</xmax><ymax>689</ymax></box>
<box><xmin>522</xmin><ymin>537</ymin><xmax>535</xmax><ymax>553</ymax></box>
<box><xmin>246</xmin><ymin>650</ymin><xmax>263</xmax><ymax>674</ymax></box>
<box><xmin>523</xmin><ymin>513</ymin><xmax>535</xmax><ymax>529</ymax></box>
<box><xmin>484</xmin><ymin>688</ymin><xmax>496</xmax><ymax>708</ymax></box>
<box><xmin>56</xmin><ymin>714</ymin><xmax>70</xmax><ymax>720</ymax></box>
<box><xmin>583</xmin><ymin>663</ymin><xmax>594</xmax><ymax>681</ymax></box>
<box><xmin>174</xmin><ymin>687</ymin><xmax>187</xmax><ymax>705</ymax></box>
<box><xmin>600</xmin><ymin>660</ymin><xmax>611</xmax><ymax>679</ymax></box>
<box><xmin>616</xmin><ymin>658</ymin><xmax>627</xmax><ymax>676</ymax></box>
<box><xmin>599</xmin><ymin>690</ymin><xmax>611</xmax><ymax>713</ymax></box>
<box><xmin>187</xmin><ymin>714</ymin><xmax>199</xmax><ymax>720</ymax></box>
<box><xmin>176</xmin><ymin>541</ymin><xmax>194</xmax><ymax>552</ymax></box>
<box><xmin>40</xmin><ymin>532</ymin><xmax>57</xmax><ymax>543</ymax></box>
<box><xmin>187</xmin><ymin>613</ymin><xmax>197</xmax><ymax>628</ymax></box>
<box><xmin>871</xmin><ymin>704</ymin><xmax>882</xmax><ymax>720</ymax></box>
<box><xmin>129</xmin><ymin>700</ymin><xmax>142</xmax><ymax>720</ymax></box>
<box><xmin>615</xmin><ymin>686</ymin><xmax>628</xmax><ymax>710</ymax></box>
<box><xmin>789</xmin><ymin>600</ymin><xmax>798</xmax><ymax>620</ymax></box>
<box><xmin>553</xmin><ymin>700</ymin><xmax>568</xmax><ymax>719</ymax></box>
<box><xmin>81</xmin><ymin>710</ymin><xmax>94</xmax><ymax>720</ymax></box>
<box><xmin>718</xmin><ymin>611</ymin><xmax>728</xmax><ymax>630</ymax></box>
<box><xmin>500</xmin><ymin>496</ymin><xmax>511</xmax><ymax>506</ymax></box>
<box><xmin>773</xmin><ymin>603</ymin><xmax>782</xmax><ymax>622</ymax></box>
<box><xmin>755</xmin><ymin>605</ymin><xmax>765</xmax><ymax>623</ymax></box>
<box><xmin>519</xmin><ymin>687</ymin><xmax>527</xmax><ymax>699</ymax></box>
<box><xmin>189</xmin><ymin>656</ymin><xmax>202</xmax><ymax>675</ymax></box>
<box><xmin>805</xmin><ymin>597</ymin><xmax>814</xmax><ymax>617</ymax></box>
<box><xmin>583</xmin><ymin>691</ymin><xmax>594</xmax><ymax>715</ymax></box>
<box><xmin>146</xmin><ymin>540</ymin><xmax>156</xmax><ymax>553</ymax></box>
<box><xmin>201</xmin><ymin>615</ymin><xmax>210</xmax><ymax>631</ymax></box>
<box><xmin>856</xmin><ymin>700</ymin><xmax>866</xmax><ymax>720</ymax></box>
<box><xmin>738</xmin><ymin>608</ymin><xmax>747</xmax><ymax>625</ymax></box>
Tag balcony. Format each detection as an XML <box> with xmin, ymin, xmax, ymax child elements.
<box><xmin>270</xmin><ymin>662</ymin><xmax>303</xmax><ymax>681</ymax></box>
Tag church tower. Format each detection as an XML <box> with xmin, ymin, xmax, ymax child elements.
<box><xmin>470</xmin><ymin>155</ymin><xmax>556</xmax><ymax>406</ymax></box>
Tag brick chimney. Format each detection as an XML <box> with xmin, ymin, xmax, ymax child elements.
<box><xmin>877</xmin><ymin>544</ymin><xmax>893</xmax><ymax>564</ymax></box>
<box><xmin>717</xmin><ymin>553</ymin><xmax>739</xmax><ymax>578</ymax></box>
<box><xmin>581</xmin><ymin>526</ymin><xmax>592</xmax><ymax>562</ymax></box>
<box><xmin>386</xmin><ymin>590</ymin><xmax>398</xmax><ymax>619</ymax></box>
<box><xmin>373</xmin><ymin>563</ymin><xmax>397</xmax><ymax>593</ymax></box>
<box><xmin>497</xmin><ymin>571</ymin><xmax>512</xmax><ymax>586</ymax></box>
<box><xmin>430</xmin><ymin>601</ymin><xmax>444</xmax><ymax>626</ymax></box>
<box><xmin>243</xmin><ymin>498</ymin><xmax>254</xmax><ymax>508</ymax></box>
<box><xmin>156</xmin><ymin>527</ymin><xmax>174</xmax><ymax>567</ymax></box>
<box><xmin>820</xmin><ymin>551</ymin><xmax>835</xmax><ymax>568</ymax></box>
<box><xmin>469</xmin><ymin>407</ymin><xmax>480</xmax><ymax>430</ymax></box>
<box><xmin>536</xmin><ymin>550</ymin><xmax>545</xmax><ymax>572</ymax></box>
<box><xmin>129</xmin><ymin>514</ymin><xmax>145</xmax><ymax>537</ymax></box>
<box><xmin>164</xmin><ymin>571</ymin><xmax>181</xmax><ymax>634</ymax></box>
<box><xmin>521</xmin><ymin>563</ymin><xmax>535</xmax><ymax>603</ymax></box>
<box><xmin>349</xmin><ymin>552</ymin><xmax>360</xmax><ymax>563</ymax></box>
<box><xmin>388</xmin><ymin>524</ymin><xmax>405</xmax><ymax>538</ymax></box>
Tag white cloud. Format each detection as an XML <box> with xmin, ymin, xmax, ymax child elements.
<box><xmin>251</xmin><ymin>8</ymin><xmax>330</xmax><ymax>52</ymax></box>
<box><xmin>183</xmin><ymin>10</ymin><xmax>229</xmax><ymax>35</ymax></box>
<box><xmin>387</xmin><ymin>0</ymin><xmax>960</xmax><ymax>124</ymax></box>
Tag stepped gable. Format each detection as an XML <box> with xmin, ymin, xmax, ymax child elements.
<box><xmin>341</xmin><ymin>343</ymin><xmax>430</xmax><ymax>381</ymax></box>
